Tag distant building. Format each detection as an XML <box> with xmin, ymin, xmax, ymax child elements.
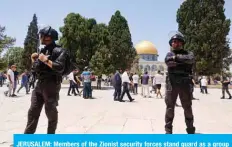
<box><xmin>135</xmin><ymin>41</ymin><xmax>166</xmax><ymax>75</ymax></box>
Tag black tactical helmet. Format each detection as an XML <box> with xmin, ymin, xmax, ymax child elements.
<box><xmin>39</xmin><ymin>26</ymin><xmax>58</xmax><ymax>41</ymax></box>
<box><xmin>169</xmin><ymin>33</ymin><xmax>185</xmax><ymax>46</ymax></box>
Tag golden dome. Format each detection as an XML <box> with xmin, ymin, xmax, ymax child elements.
<box><xmin>135</xmin><ymin>41</ymin><xmax>158</xmax><ymax>55</ymax></box>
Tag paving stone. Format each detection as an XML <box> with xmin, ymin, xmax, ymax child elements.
<box><xmin>0</xmin><ymin>84</ymin><xmax>232</xmax><ymax>144</ymax></box>
<box><xmin>86</xmin><ymin>124</ymin><xmax>123</xmax><ymax>134</ymax></box>
<box><xmin>122</xmin><ymin>119</ymin><xmax>153</xmax><ymax>134</ymax></box>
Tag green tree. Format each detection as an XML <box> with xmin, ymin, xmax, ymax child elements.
<box><xmin>3</xmin><ymin>47</ymin><xmax>24</xmax><ymax>72</ymax></box>
<box><xmin>60</xmin><ymin>13</ymin><xmax>98</xmax><ymax>71</ymax></box>
<box><xmin>0</xmin><ymin>25</ymin><xmax>15</xmax><ymax>70</ymax></box>
<box><xmin>108</xmin><ymin>10</ymin><xmax>137</xmax><ymax>72</ymax></box>
<box><xmin>22</xmin><ymin>14</ymin><xmax>39</xmax><ymax>70</ymax></box>
<box><xmin>89</xmin><ymin>23</ymin><xmax>112</xmax><ymax>75</ymax></box>
<box><xmin>60</xmin><ymin>11</ymin><xmax>136</xmax><ymax>74</ymax></box>
<box><xmin>177</xmin><ymin>0</ymin><xmax>231</xmax><ymax>76</ymax></box>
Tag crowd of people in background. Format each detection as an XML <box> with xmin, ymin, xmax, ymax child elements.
<box><xmin>67</xmin><ymin>69</ymin><xmax>81</xmax><ymax>96</ymax></box>
<box><xmin>110</xmin><ymin>69</ymin><xmax>165</xmax><ymax>102</ymax></box>
<box><xmin>66</xmin><ymin>66</ymin><xmax>96</xmax><ymax>99</ymax></box>
<box><xmin>64</xmin><ymin>68</ymin><xmax>166</xmax><ymax>102</ymax></box>
<box><xmin>1</xmin><ymin>65</ymin><xmax>232</xmax><ymax>100</ymax></box>
<box><xmin>1</xmin><ymin>65</ymin><xmax>36</xmax><ymax>97</ymax></box>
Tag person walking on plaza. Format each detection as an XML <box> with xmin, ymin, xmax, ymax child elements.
<box><xmin>129</xmin><ymin>73</ymin><xmax>134</xmax><ymax>93</ymax></box>
<box><xmin>81</xmin><ymin>67</ymin><xmax>92</xmax><ymax>99</ymax></box>
<box><xmin>154</xmin><ymin>70</ymin><xmax>164</xmax><ymax>98</ymax></box>
<box><xmin>140</xmin><ymin>75</ymin><xmax>143</xmax><ymax>95</ymax></box>
<box><xmin>24</xmin><ymin>26</ymin><xmax>69</xmax><ymax>134</ymax></box>
<box><xmin>17</xmin><ymin>70</ymin><xmax>29</xmax><ymax>94</ymax></box>
<box><xmin>201</xmin><ymin>76</ymin><xmax>208</xmax><ymax>94</ymax></box>
<box><xmin>119</xmin><ymin>70</ymin><xmax>134</xmax><ymax>102</ymax></box>
<box><xmin>198</xmin><ymin>76</ymin><xmax>203</xmax><ymax>93</ymax></box>
<box><xmin>4</xmin><ymin>65</ymin><xmax>16</xmax><ymax>97</ymax></box>
<box><xmin>164</xmin><ymin>32</ymin><xmax>195</xmax><ymax>134</ymax></box>
<box><xmin>132</xmin><ymin>72</ymin><xmax>139</xmax><ymax>94</ymax></box>
<box><xmin>150</xmin><ymin>75</ymin><xmax>157</xmax><ymax>94</ymax></box>
<box><xmin>113</xmin><ymin>69</ymin><xmax>122</xmax><ymax>101</ymax></box>
<box><xmin>221</xmin><ymin>76</ymin><xmax>232</xmax><ymax>99</ymax></box>
<box><xmin>67</xmin><ymin>70</ymin><xmax>78</xmax><ymax>96</ymax></box>
<box><xmin>141</xmin><ymin>71</ymin><xmax>150</xmax><ymax>98</ymax></box>
<box><xmin>97</xmin><ymin>75</ymin><xmax>102</xmax><ymax>89</ymax></box>
<box><xmin>12</xmin><ymin>69</ymin><xmax>19</xmax><ymax>97</ymax></box>
<box><xmin>0</xmin><ymin>72</ymin><xmax>3</xmax><ymax>87</ymax></box>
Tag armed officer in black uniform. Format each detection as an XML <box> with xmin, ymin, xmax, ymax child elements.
<box><xmin>24</xmin><ymin>26</ymin><xmax>68</xmax><ymax>134</ymax></box>
<box><xmin>164</xmin><ymin>32</ymin><xmax>196</xmax><ymax>134</ymax></box>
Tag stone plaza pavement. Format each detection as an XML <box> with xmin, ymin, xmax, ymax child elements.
<box><xmin>0</xmin><ymin>84</ymin><xmax>232</xmax><ymax>145</ymax></box>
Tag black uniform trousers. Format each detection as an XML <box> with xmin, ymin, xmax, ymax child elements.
<box><xmin>120</xmin><ymin>82</ymin><xmax>133</xmax><ymax>101</ymax></box>
<box><xmin>190</xmin><ymin>84</ymin><xmax>194</xmax><ymax>99</ymax></box>
<box><xmin>114</xmin><ymin>85</ymin><xmax>121</xmax><ymax>100</ymax></box>
<box><xmin>24</xmin><ymin>80</ymin><xmax>61</xmax><ymax>134</ymax></box>
<box><xmin>165</xmin><ymin>77</ymin><xmax>195</xmax><ymax>134</ymax></box>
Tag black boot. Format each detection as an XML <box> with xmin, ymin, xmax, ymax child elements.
<box><xmin>165</xmin><ymin>131</ymin><xmax>172</xmax><ymax>134</ymax></box>
<box><xmin>165</xmin><ymin>127</ymin><xmax>172</xmax><ymax>134</ymax></box>
<box><xmin>186</xmin><ymin>127</ymin><xmax>195</xmax><ymax>134</ymax></box>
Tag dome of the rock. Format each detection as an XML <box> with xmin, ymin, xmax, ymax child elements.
<box><xmin>135</xmin><ymin>41</ymin><xmax>158</xmax><ymax>55</ymax></box>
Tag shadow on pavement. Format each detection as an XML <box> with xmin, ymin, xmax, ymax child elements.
<box><xmin>82</xmin><ymin>97</ymin><xmax>98</xmax><ymax>99</ymax></box>
<box><xmin>62</xmin><ymin>86</ymin><xmax>114</xmax><ymax>90</ymax></box>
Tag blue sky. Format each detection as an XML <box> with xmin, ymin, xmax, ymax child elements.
<box><xmin>0</xmin><ymin>0</ymin><xmax>231</xmax><ymax>61</ymax></box>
